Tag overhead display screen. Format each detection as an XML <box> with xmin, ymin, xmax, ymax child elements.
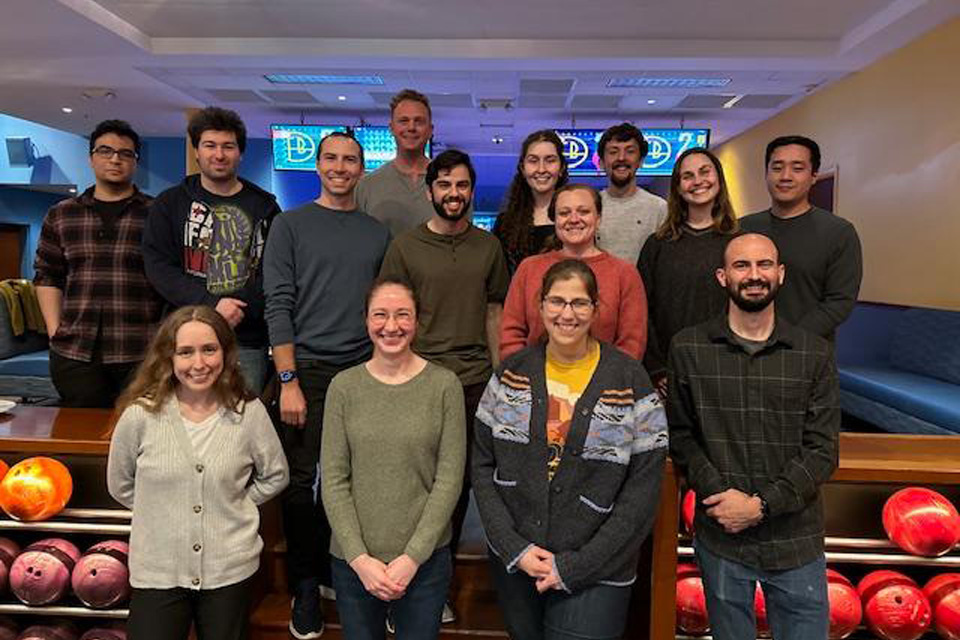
<box><xmin>271</xmin><ymin>124</ymin><xmax>431</xmax><ymax>173</ymax></box>
<box><xmin>555</xmin><ymin>128</ymin><xmax>711</xmax><ymax>177</ymax></box>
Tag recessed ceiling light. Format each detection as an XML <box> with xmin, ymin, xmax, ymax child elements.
<box><xmin>337</xmin><ymin>95</ymin><xmax>347</xmax><ymax>101</ymax></box>
<box><xmin>264</xmin><ymin>74</ymin><xmax>384</xmax><ymax>85</ymax></box>
<box><xmin>607</xmin><ymin>77</ymin><xmax>731</xmax><ymax>89</ymax></box>
<box><xmin>61</xmin><ymin>107</ymin><xmax>73</xmax><ymax>114</ymax></box>
<box><xmin>722</xmin><ymin>95</ymin><xmax>745</xmax><ymax>109</ymax></box>
<box><xmin>646</xmin><ymin>99</ymin><xmax>657</xmax><ymax>105</ymax></box>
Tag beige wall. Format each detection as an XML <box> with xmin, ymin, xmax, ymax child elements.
<box><xmin>715</xmin><ymin>18</ymin><xmax>960</xmax><ymax>310</ymax></box>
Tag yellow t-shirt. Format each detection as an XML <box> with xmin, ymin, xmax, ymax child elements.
<box><xmin>545</xmin><ymin>341</ymin><xmax>600</xmax><ymax>481</ymax></box>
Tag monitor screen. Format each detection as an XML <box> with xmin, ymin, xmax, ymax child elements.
<box><xmin>271</xmin><ymin>124</ymin><xmax>431</xmax><ymax>173</ymax></box>
<box><xmin>555</xmin><ymin>128</ymin><xmax>711</xmax><ymax>177</ymax></box>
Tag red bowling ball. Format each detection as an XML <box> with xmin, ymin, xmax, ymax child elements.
<box><xmin>682</xmin><ymin>490</ymin><xmax>696</xmax><ymax>534</ymax></box>
<box><xmin>882</xmin><ymin>487</ymin><xmax>960</xmax><ymax>557</ymax></box>
<box><xmin>72</xmin><ymin>540</ymin><xmax>131</xmax><ymax>608</ymax></box>
<box><xmin>755</xmin><ymin>584</ymin><xmax>770</xmax><ymax>636</ymax></box>
<box><xmin>676</xmin><ymin>563</ymin><xmax>710</xmax><ymax>635</ymax></box>
<box><xmin>16</xmin><ymin>620</ymin><xmax>78</xmax><ymax>640</ymax></box>
<box><xmin>0</xmin><ymin>537</ymin><xmax>20</xmax><ymax>594</ymax></box>
<box><xmin>858</xmin><ymin>570</ymin><xmax>932</xmax><ymax>640</ymax></box>
<box><xmin>923</xmin><ymin>573</ymin><xmax>960</xmax><ymax>640</ymax></box>
<box><xmin>827</xmin><ymin>568</ymin><xmax>862</xmax><ymax>639</ymax></box>
<box><xmin>79</xmin><ymin>626</ymin><xmax>125</xmax><ymax>640</ymax></box>
<box><xmin>9</xmin><ymin>538</ymin><xmax>80</xmax><ymax>605</ymax></box>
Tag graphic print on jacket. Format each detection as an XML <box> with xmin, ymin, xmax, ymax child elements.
<box><xmin>183</xmin><ymin>199</ymin><xmax>265</xmax><ymax>295</ymax></box>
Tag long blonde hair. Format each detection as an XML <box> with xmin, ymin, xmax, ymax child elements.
<box><xmin>116</xmin><ymin>305</ymin><xmax>253</xmax><ymax>415</ymax></box>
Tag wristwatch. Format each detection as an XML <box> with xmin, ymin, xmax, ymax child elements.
<box><xmin>278</xmin><ymin>370</ymin><xmax>298</xmax><ymax>384</ymax></box>
<box><xmin>755</xmin><ymin>493</ymin><xmax>770</xmax><ymax>521</ymax></box>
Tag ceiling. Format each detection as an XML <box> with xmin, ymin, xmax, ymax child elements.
<box><xmin>2</xmin><ymin>0</ymin><xmax>958</xmax><ymax>155</ymax></box>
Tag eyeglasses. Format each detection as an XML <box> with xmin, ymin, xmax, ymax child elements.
<box><xmin>92</xmin><ymin>145</ymin><xmax>138</xmax><ymax>161</ymax></box>
<box><xmin>543</xmin><ymin>296</ymin><xmax>594</xmax><ymax>315</ymax></box>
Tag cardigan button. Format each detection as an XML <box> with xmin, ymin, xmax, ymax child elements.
<box><xmin>192</xmin><ymin>578</ymin><xmax>200</xmax><ymax>586</ymax></box>
<box><xmin>194</xmin><ymin>505</ymin><xmax>202</xmax><ymax>513</ymax></box>
<box><xmin>196</xmin><ymin>464</ymin><xmax>204</xmax><ymax>473</ymax></box>
<box><xmin>194</xmin><ymin>543</ymin><xmax>202</xmax><ymax>552</ymax></box>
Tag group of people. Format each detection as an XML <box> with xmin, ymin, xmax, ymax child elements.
<box><xmin>33</xmin><ymin>85</ymin><xmax>863</xmax><ymax>640</ymax></box>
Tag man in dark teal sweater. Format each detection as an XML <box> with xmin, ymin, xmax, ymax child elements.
<box><xmin>264</xmin><ymin>132</ymin><xmax>390</xmax><ymax>639</ymax></box>
<box><xmin>740</xmin><ymin>135</ymin><xmax>862</xmax><ymax>340</ymax></box>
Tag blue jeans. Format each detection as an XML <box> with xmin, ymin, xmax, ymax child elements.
<box><xmin>331</xmin><ymin>547</ymin><xmax>451</xmax><ymax>640</ymax></box>
<box><xmin>488</xmin><ymin>553</ymin><xmax>632</xmax><ymax>640</ymax></box>
<box><xmin>695</xmin><ymin>540</ymin><xmax>828</xmax><ymax>640</ymax></box>
<box><xmin>235</xmin><ymin>346</ymin><xmax>268</xmax><ymax>395</ymax></box>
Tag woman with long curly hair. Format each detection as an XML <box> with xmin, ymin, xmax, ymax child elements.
<box><xmin>108</xmin><ymin>305</ymin><xmax>288</xmax><ymax>640</ymax></box>
<box><xmin>493</xmin><ymin>130</ymin><xmax>569</xmax><ymax>274</ymax></box>
<box><xmin>637</xmin><ymin>147</ymin><xmax>739</xmax><ymax>395</ymax></box>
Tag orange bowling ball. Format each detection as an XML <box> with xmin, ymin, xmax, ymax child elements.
<box><xmin>0</xmin><ymin>460</ymin><xmax>8</xmax><ymax>479</ymax></box>
<box><xmin>0</xmin><ymin>457</ymin><xmax>72</xmax><ymax>521</ymax></box>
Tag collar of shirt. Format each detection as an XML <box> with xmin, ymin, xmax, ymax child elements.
<box><xmin>704</xmin><ymin>312</ymin><xmax>799</xmax><ymax>352</ymax></box>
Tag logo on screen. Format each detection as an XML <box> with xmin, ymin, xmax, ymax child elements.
<box><xmin>560</xmin><ymin>134</ymin><xmax>592</xmax><ymax>171</ymax></box>
<box><xmin>284</xmin><ymin>131</ymin><xmax>316</xmax><ymax>165</ymax></box>
<box><xmin>643</xmin><ymin>135</ymin><xmax>672</xmax><ymax>170</ymax></box>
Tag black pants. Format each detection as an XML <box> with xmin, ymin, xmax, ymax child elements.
<box><xmin>127</xmin><ymin>577</ymin><xmax>252</xmax><ymax>640</ymax></box>
<box><xmin>449</xmin><ymin>381</ymin><xmax>487</xmax><ymax>556</ymax></box>
<box><xmin>49</xmin><ymin>350</ymin><xmax>138</xmax><ymax>408</ymax></box>
<box><xmin>275</xmin><ymin>358</ymin><xmax>360</xmax><ymax>590</ymax></box>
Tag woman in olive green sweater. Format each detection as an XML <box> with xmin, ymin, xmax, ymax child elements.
<box><xmin>321</xmin><ymin>277</ymin><xmax>465</xmax><ymax>640</ymax></box>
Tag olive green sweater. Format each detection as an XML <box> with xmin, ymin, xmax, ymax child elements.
<box><xmin>321</xmin><ymin>362</ymin><xmax>466</xmax><ymax>565</ymax></box>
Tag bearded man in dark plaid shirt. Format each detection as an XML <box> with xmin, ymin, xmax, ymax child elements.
<box><xmin>34</xmin><ymin>119</ymin><xmax>163</xmax><ymax>407</ymax></box>
<box><xmin>667</xmin><ymin>232</ymin><xmax>839</xmax><ymax>640</ymax></box>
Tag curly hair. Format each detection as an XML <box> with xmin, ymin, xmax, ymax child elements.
<box><xmin>116</xmin><ymin>305</ymin><xmax>254</xmax><ymax>415</ymax></box>
<box><xmin>658</xmin><ymin>147</ymin><xmax>738</xmax><ymax>241</ymax></box>
<box><xmin>495</xmin><ymin>130</ymin><xmax>569</xmax><ymax>260</ymax></box>
<box><xmin>187</xmin><ymin>106</ymin><xmax>247</xmax><ymax>153</ymax></box>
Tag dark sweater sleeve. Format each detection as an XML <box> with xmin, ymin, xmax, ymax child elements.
<box><xmin>757</xmin><ymin>344</ymin><xmax>840</xmax><ymax>517</ymax></box>
<box><xmin>471</xmin><ymin>375</ymin><xmax>535</xmax><ymax>570</ymax></box>
<box><xmin>796</xmin><ymin>222</ymin><xmax>862</xmax><ymax>337</ymax></box>
<box><xmin>142</xmin><ymin>190</ymin><xmax>219</xmax><ymax>307</ymax></box>
<box><xmin>263</xmin><ymin>214</ymin><xmax>296</xmax><ymax>347</ymax></box>
<box><xmin>553</xmin><ymin>377</ymin><xmax>668</xmax><ymax>592</ymax></box>
<box><xmin>637</xmin><ymin>237</ymin><xmax>665</xmax><ymax>374</ymax></box>
<box><xmin>666</xmin><ymin>338</ymin><xmax>727</xmax><ymax>498</ymax></box>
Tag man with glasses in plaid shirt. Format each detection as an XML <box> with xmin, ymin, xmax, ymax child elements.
<box><xmin>667</xmin><ymin>232</ymin><xmax>839</xmax><ymax>640</ymax></box>
<box><xmin>34</xmin><ymin>119</ymin><xmax>163</xmax><ymax>407</ymax></box>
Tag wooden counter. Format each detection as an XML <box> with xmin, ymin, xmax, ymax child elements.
<box><xmin>0</xmin><ymin>406</ymin><xmax>116</xmax><ymax>455</ymax></box>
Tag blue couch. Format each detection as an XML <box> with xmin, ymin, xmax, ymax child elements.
<box><xmin>836</xmin><ymin>303</ymin><xmax>960</xmax><ymax>435</ymax></box>
<box><xmin>0</xmin><ymin>298</ymin><xmax>57</xmax><ymax>401</ymax></box>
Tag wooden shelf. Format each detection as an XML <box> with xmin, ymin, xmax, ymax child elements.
<box><xmin>0</xmin><ymin>406</ymin><xmax>116</xmax><ymax>455</ymax></box>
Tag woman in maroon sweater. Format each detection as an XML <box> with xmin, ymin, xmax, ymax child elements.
<box><xmin>499</xmin><ymin>184</ymin><xmax>647</xmax><ymax>361</ymax></box>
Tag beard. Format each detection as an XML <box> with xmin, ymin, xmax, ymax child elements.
<box><xmin>608</xmin><ymin>164</ymin><xmax>637</xmax><ymax>189</ymax></box>
<box><xmin>432</xmin><ymin>195</ymin><xmax>470</xmax><ymax>221</ymax></box>
<box><xmin>727</xmin><ymin>278</ymin><xmax>779</xmax><ymax>313</ymax></box>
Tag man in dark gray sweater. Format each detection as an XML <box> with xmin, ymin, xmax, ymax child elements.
<box><xmin>264</xmin><ymin>132</ymin><xmax>390</xmax><ymax>639</ymax></box>
<box><xmin>740</xmin><ymin>135</ymin><xmax>862</xmax><ymax>340</ymax></box>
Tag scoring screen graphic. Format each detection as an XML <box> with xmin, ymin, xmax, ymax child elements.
<box><xmin>555</xmin><ymin>128</ymin><xmax>710</xmax><ymax>177</ymax></box>
<box><xmin>271</xmin><ymin>124</ymin><xmax>431</xmax><ymax>173</ymax></box>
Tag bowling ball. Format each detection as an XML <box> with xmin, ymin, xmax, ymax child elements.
<box><xmin>882</xmin><ymin>487</ymin><xmax>960</xmax><ymax>557</ymax></box>
<box><xmin>72</xmin><ymin>540</ymin><xmax>131</xmax><ymax>608</ymax></box>
<box><xmin>0</xmin><ymin>537</ymin><xmax>20</xmax><ymax>594</ymax></box>
<box><xmin>924</xmin><ymin>573</ymin><xmax>960</xmax><ymax>640</ymax></box>
<box><xmin>755</xmin><ymin>584</ymin><xmax>770</xmax><ymax>636</ymax></box>
<box><xmin>16</xmin><ymin>620</ymin><xmax>78</xmax><ymax>640</ymax></box>
<box><xmin>0</xmin><ymin>617</ymin><xmax>17</xmax><ymax>640</ymax></box>
<box><xmin>79</xmin><ymin>625</ymin><xmax>125</xmax><ymax>640</ymax></box>
<box><xmin>9</xmin><ymin>537</ymin><xmax>80</xmax><ymax>605</ymax></box>
<box><xmin>676</xmin><ymin>562</ymin><xmax>710</xmax><ymax>634</ymax></box>
<box><xmin>858</xmin><ymin>570</ymin><xmax>931</xmax><ymax>640</ymax></box>
<box><xmin>682</xmin><ymin>490</ymin><xmax>696</xmax><ymax>534</ymax></box>
<box><xmin>827</xmin><ymin>568</ymin><xmax>862</xmax><ymax>639</ymax></box>
<box><xmin>0</xmin><ymin>460</ymin><xmax>8</xmax><ymax>480</ymax></box>
<box><xmin>0</xmin><ymin>457</ymin><xmax>73</xmax><ymax>522</ymax></box>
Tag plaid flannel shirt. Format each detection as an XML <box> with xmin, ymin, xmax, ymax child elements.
<box><xmin>667</xmin><ymin>313</ymin><xmax>839</xmax><ymax>571</ymax></box>
<box><xmin>33</xmin><ymin>187</ymin><xmax>163</xmax><ymax>364</ymax></box>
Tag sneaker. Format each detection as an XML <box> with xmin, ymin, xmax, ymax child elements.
<box><xmin>318</xmin><ymin>584</ymin><xmax>337</xmax><ymax>601</ymax></box>
<box><xmin>441</xmin><ymin>602</ymin><xmax>456</xmax><ymax>624</ymax></box>
<box><xmin>289</xmin><ymin>579</ymin><xmax>325</xmax><ymax>639</ymax></box>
